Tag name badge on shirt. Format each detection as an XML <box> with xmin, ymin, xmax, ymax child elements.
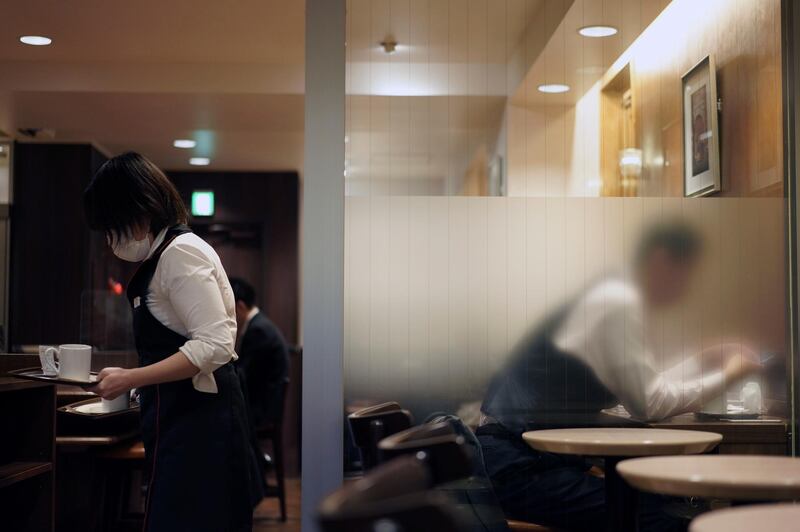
<box><xmin>133</xmin><ymin>296</ymin><xmax>141</xmax><ymax>309</ymax></box>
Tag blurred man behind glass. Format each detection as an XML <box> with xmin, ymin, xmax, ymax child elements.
<box><xmin>478</xmin><ymin>221</ymin><xmax>761</xmax><ymax>531</ymax></box>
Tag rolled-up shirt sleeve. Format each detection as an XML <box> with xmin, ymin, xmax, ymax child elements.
<box><xmin>158</xmin><ymin>243</ymin><xmax>237</xmax><ymax>393</ymax></box>
<box><xmin>600</xmin><ymin>306</ymin><xmax>725</xmax><ymax>422</ymax></box>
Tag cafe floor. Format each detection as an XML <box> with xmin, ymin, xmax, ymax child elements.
<box><xmin>254</xmin><ymin>477</ymin><xmax>301</xmax><ymax>532</ymax></box>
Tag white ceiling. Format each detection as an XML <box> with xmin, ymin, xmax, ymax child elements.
<box><xmin>0</xmin><ymin>0</ymin><xmax>305</xmax><ymax>172</ymax></box>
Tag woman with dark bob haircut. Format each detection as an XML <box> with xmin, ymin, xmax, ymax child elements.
<box><xmin>84</xmin><ymin>152</ymin><xmax>263</xmax><ymax>531</ymax></box>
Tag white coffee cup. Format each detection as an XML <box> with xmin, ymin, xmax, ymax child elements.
<box><xmin>100</xmin><ymin>392</ymin><xmax>130</xmax><ymax>413</ymax></box>
<box><xmin>38</xmin><ymin>345</ymin><xmax>58</xmax><ymax>376</ymax></box>
<box><xmin>40</xmin><ymin>344</ymin><xmax>92</xmax><ymax>381</ymax></box>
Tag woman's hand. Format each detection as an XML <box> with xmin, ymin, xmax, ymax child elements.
<box><xmin>88</xmin><ymin>367</ymin><xmax>136</xmax><ymax>400</ymax></box>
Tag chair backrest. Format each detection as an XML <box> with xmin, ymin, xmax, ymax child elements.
<box><xmin>378</xmin><ymin>421</ymin><xmax>472</xmax><ymax>485</ymax></box>
<box><xmin>348</xmin><ymin>402</ymin><xmax>413</xmax><ymax>470</ymax></box>
<box><xmin>318</xmin><ymin>454</ymin><xmax>461</xmax><ymax>532</ymax></box>
<box><xmin>386</xmin><ymin>415</ymin><xmax>513</xmax><ymax>532</ymax></box>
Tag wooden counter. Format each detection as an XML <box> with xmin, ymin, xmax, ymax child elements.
<box><xmin>0</xmin><ymin>377</ymin><xmax>56</xmax><ymax>532</ymax></box>
<box><xmin>652</xmin><ymin>413</ymin><xmax>788</xmax><ymax>455</ymax></box>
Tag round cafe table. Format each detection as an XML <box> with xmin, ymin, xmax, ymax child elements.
<box><xmin>617</xmin><ymin>455</ymin><xmax>800</xmax><ymax>501</ymax></box>
<box><xmin>689</xmin><ymin>504</ymin><xmax>800</xmax><ymax>532</ymax></box>
<box><xmin>522</xmin><ymin>428</ymin><xmax>722</xmax><ymax>532</ymax></box>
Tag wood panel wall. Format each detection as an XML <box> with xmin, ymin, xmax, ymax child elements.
<box><xmin>505</xmin><ymin>0</ymin><xmax>783</xmax><ymax>199</ymax></box>
<box><xmin>9</xmin><ymin>143</ymin><xmax>107</xmax><ymax>349</ymax></box>
<box><xmin>626</xmin><ymin>0</ymin><xmax>784</xmax><ymax>197</ymax></box>
<box><xmin>168</xmin><ymin>171</ymin><xmax>300</xmax><ymax>345</ymax></box>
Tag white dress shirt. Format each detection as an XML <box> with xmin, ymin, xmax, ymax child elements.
<box><xmin>144</xmin><ymin>228</ymin><xmax>238</xmax><ymax>393</ymax></box>
<box><xmin>236</xmin><ymin>306</ymin><xmax>260</xmax><ymax>352</ymax></box>
<box><xmin>553</xmin><ymin>277</ymin><xmax>724</xmax><ymax>421</ymax></box>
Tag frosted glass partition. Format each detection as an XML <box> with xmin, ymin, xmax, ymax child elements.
<box><xmin>345</xmin><ymin>197</ymin><xmax>786</xmax><ymax>420</ymax></box>
<box><xmin>344</xmin><ymin>0</ymin><xmax>788</xmax><ymax>459</ymax></box>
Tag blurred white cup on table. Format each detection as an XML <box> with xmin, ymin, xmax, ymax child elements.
<box><xmin>741</xmin><ymin>381</ymin><xmax>762</xmax><ymax>414</ymax></box>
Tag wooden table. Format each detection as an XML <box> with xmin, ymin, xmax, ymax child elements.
<box><xmin>689</xmin><ymin>504</ymin><xmax>800</xmax><ymax>532</ymax></box>
<box><xmin>523</xmin><ymin>428</ymin><xmax>722</xmax><ymax>532</ymax></box>
<box><xmin>617</xmin><ymin>455</ymin><xmax>800</xmax><ymax>501</ymax></box>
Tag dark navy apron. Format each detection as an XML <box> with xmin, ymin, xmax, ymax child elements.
<box><xmin>127</xmin><ymin>225</ymin><xmax>263</xmax><ymax>532</ymax></box>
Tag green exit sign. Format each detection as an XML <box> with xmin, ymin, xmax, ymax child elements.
<box><xmin>191</xmin><ymin>190</ymin><xmax>215</xmax><ymax>217</ymax></box>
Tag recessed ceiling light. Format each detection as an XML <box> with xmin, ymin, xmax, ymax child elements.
<box><xmin>173</xmin><ymin>139</ymin><xmax>196</xmax><ymax>149</ymax></box>
<box><xmin>190</xmin><ymin>157</ymin><xmax>210</xmax><ymax>166</ymax></box>
<box><xmin>538</xmin><ymin>84</ymin><xmax>570</xmax><ymax>94</ymax></box>
<box><xmin>19</xmin><ymin>35</ymin><xmax>52</xmax><ymax>46</ymax></box>
<box><xmin>578</xmin><ymin>26</ymin><xmax>618</xmax><ymax>38</ymax></box>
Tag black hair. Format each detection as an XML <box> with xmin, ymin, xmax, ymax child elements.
<box><xmin>83</xmin><ymin>151</ymin><xmax>188</xmax><ymax>242</ymax></box>
<box><xmin>229</xmin><ymin>277</ymin><xmax>256</xmax><ymax>308</ymax></box>
<box><xmin>635</xmin><ymin>220</ymin><xmax>702</xmax><ymax>266</ymax></box>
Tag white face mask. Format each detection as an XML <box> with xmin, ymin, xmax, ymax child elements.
<box><xmin>111</xmin><ymin>233</ymin><xmax>151</xmax><ymax>262</ymax></box>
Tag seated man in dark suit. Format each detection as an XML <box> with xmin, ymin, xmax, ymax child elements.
<box><xmin>229</xmin><ymin>277</ymin><xmax>290</xmax><ymax>430</ymax></box>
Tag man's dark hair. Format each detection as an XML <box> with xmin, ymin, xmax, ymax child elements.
<box><xmin>635</xmin><ymin>220</ymin><xmax>702</xmax><ymax>266</ymax></box>
<box><xmin>229</xmin><ymin>277</ymin><xmax>256</xmax><ymax>308</ymax></box>
<box><xmin>83</xmin><ymin>151</ymin><xmax>189</xmax><ymax>242</ymax></box>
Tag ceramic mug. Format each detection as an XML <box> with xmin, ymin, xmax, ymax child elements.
<box><xmin>38</xmin><ymin>345</ymin><xmax>58</xmax><ymax>376</ymax></box>
<box><xmin>100</xmin><ymin>392</ymin><xmax>130</xmax><ymax>413</ymax></box>
<box><xmin>40</xmin><ymin>344</ymin><xmax>92</xmax><ymax>381</ymax></box>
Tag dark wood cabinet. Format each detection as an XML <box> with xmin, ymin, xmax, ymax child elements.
<box><xmin>0</xmin><ymin>377</ymin><xmax>56</xmax><ymax>532</ymax></box>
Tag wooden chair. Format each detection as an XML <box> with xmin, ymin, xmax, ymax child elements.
<box><xmin>97</xmin><ymin>440</ymin><xmax>146</xmax><ymax>532</ymax></box>
<box><xmin>384</xmin><ymin>418</ymin><xmax>559</xmax><ymax>532</ymax></box>
<box><xmin>380</xmin><ymin>421</ymin><xmax>519</xmax><ymax>532</ymax></box>
<box><xmin>255</xmin><ymin>379</ymin><xmax>289</xmax><ymax>521</ymax></box>
<box><xmin>506</xmin><ymin>520</ymin><xmax>558</xmax><ymax>531</ymax></box>
<box><xmin>378</xmin><ymin>421</ymin><xmax>472</xmax><ymax>484</ymax></box>
<box><xmin>347</xmin><ymin>402</ymin><xmax>413</xmax><ymax>471</ymax></box>
<box><xmin>318</xmin><ymin>454</ymin><xmax>460</xmax><ymax>532</ymax></box>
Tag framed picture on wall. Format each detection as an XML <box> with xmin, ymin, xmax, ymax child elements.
<box><xmin>682</xmin><ymin>55</ymin><xmax>721</xmax><ymax>197</ymax></box>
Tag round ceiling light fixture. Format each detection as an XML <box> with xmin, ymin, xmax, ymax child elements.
<box><xmin>189</xmin><ymin>157</ymin><xmax>210</xmax><ymax>166</ymax></box>
<box><xmin>19</xmin><ymin>35</ymin><xmax>52</xmax><ymax>46</ymax></box>
<box><xmin>537</xmin><ymin>84</ymin><xmax>570</xmax><ymax>94</ymax></box>
<box><xmin>173</xmin><ymin>139</ymin><xmax>197</xmax><ymax>149</ymax></box>
<box><xmin>578</xmin><ymin>25</ymin><xmax>618</xmax><ymax>38</ymax></box>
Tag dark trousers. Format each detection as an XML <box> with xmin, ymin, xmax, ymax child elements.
<box><xmin>476</xmin><ymin>426</ymin><xmax>688</xmax><ymax>532</ymax></box>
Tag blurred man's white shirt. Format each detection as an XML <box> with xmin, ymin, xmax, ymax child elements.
<box><xmin>553</xmin><ymin>277</ymin><xmax>724</xmax><ymax>421</ymax></box>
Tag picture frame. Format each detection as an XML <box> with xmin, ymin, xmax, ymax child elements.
<box><xmin>681</xmin><ymin>55</ymin><xmax>721</xmax><ymax>197</ymax></box>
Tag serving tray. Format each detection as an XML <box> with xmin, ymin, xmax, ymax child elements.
<box><xmin>7</xmin><ymin>367</ymin><xmax>98</xmax><ymax>386</ymax></box>
<box><xmin>58</xmin><ymin>397</ymin><xmax>139</xmax><ymax>419</ymax></box>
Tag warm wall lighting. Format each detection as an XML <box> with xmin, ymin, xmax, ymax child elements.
<box><xmin>189</xmin><ymin>157</ymin><xmax>210</xmax><ymax>166</ymax></box>
<box><xmin>538</xmin><ymin>84</ymin><xmax>570</xmax><ymax>94</ymax></box>
<box><xmin>173</xmin><ymin>139</ymin><xmax>196</xmax><ymax>149</ymax></box>
<box><xmin>578</xmin><ymin>26</ymin><xmax>618</xmax><ymax>38</ymax></box>
<box><xmin>19</xmin><ymin>35</ymin><xmax>52</xmax><ymax>46</ymax></box>
<box><xmin>619</xmin><ymin>148</ymin><xmax>643</xmax><ymax>170</ymax></box>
